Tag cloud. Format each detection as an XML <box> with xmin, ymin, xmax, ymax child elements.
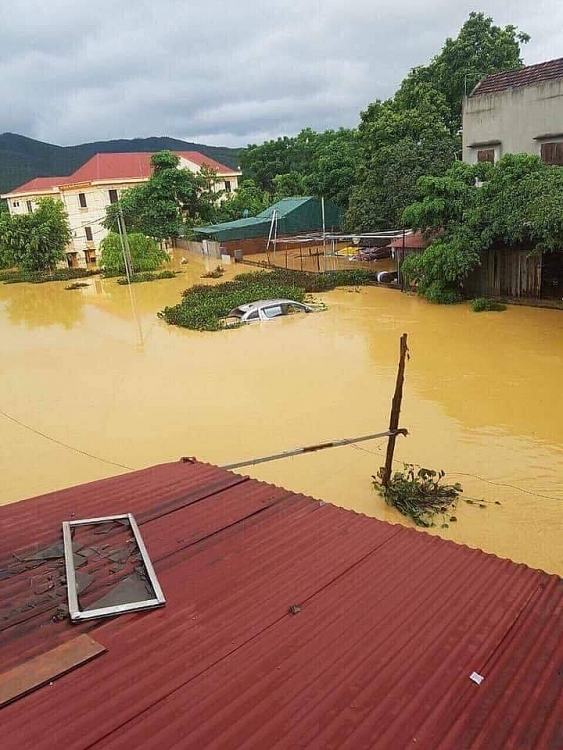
<box><xmin>0</xmin><ymin>0</ymin><xmax>559</xmax><ymax>147</ymax></box>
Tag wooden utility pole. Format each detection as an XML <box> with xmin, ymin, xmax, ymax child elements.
<box><xmin>380</xmin><ymin>333</ymin><xmax>409</xmax><ymax>486</ymax></box>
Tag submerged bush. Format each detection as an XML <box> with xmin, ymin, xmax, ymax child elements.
<box><xmin>373</xmin><ymin>464</ymin><xmax>462</xmax><ymax>527</ymax></box>
<box><xmin>117</xmin><ymin>270</ymin><xmax>176</xmax><ymax>284</ymax></box>
<box><xmin>100</xmin><ymin>232</ymin><xmax>169</xmax><ymax>273</ymax></box>
<box><xmin>0</xmin><ymin>268</ymin><xmax>99</xmax><ymax>284</ymax></box>
<box><xmin>471</xmin><ymin>297</ymin><xmax>507</xmax><ymax>312</ymax></box>
<box><xmin>159</xmin><ymin>268</ymin><xmax>376</xmax><ymax>331</ymax></box>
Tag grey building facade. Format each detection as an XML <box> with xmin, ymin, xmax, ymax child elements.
<box><xmin>462</xmin><ymin>58</ymin><xmax>563</xmax><ymax>166</ymax></box>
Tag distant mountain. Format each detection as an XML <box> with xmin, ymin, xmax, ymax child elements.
<box><xmin>0</xmin><ymin>133</ymin><xmax>241</xmax><ymax>194</ymax></box>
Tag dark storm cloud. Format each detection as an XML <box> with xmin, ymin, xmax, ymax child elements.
<box><xmin>0</xmin><ymin>0</ymin><xmax>560</xmax><ymax>146</ymax></box>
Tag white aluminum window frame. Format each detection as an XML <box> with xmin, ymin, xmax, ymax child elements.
<box><xmin>62</xmin><ymin>513</ymin><xmax>165</xmax><ymax>622</ymax></box>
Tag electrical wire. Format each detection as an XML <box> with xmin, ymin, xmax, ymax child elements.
<box><xmin>349</xmin><ymin>443</ymin><xmax>561</xmax><ymax>503</ymax></box>
<box><xmin>0</xmin><ymin>409</ymin><xmax>134</xmax><ymax>471</ymax></box>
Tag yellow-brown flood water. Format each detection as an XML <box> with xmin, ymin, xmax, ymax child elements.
<box><xmin>1</xmin><ymin>254</ymin><xmax>562</xmax><ymax>575</ymax></box>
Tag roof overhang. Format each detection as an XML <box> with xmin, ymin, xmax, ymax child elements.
<box><xmin>533</xmin><ymin>132</ymin><xmax>563</xmax><ymax>140</ymax></box>
<box><xmin>467</xmin><ymin>140</ymin><xmax>502</xmax><ymax>149</ymax></box>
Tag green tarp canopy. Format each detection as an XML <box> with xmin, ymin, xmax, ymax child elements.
<box><xmin>195</xmin><ymin>197</ymin><xmax>342</xmax><ymax>242</ymax></box>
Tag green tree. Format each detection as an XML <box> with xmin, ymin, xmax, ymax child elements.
<box><xmin>215</xmin><ymin>178</ymin><xmax>270</xmax><ymax>222</ymax></box>
<box><xmin>239</xmin><ymin>137</ymin><xmax>296</xmax><ymax>193</ymax></box>
<box><xmin>347</xmin><ymin>85</ymin><xmax>459</xmax><ymax>230</ymax></box>
<box><xmin>100</xmin><ymin>232</ymin><xmax>170</xmax><ymax>274</ymax></box>
<box><xmin>427</xmin><ymin>12</ymin><xmax>529</xmax><ymax>133</ymax></box>
<box><xmin>104</xmin><ymin>151</ymin><xmax>219</xmax><ymax>241</ymax></box>
<box><xmin>0</xmin><ymin>198</ymin><xmax>71</xmax><ymax>272</ymax></box>
<box><xmin>239</xmin><ymin>128</ymin><xmax>359</xmax><ymax>209</ymax></box>
<box><xmin>346</xmin><ymin>12</ymin><xmax>529</xmax><ymax>230</ymax></box>
<box><xmin>303</xmin><ymin>128</ymin><xmax>359</xmax><ymax>208</ymax></box>
<box><xmin>402</xmin><ymin>154</ymin><xmax>563</xmax><ymax>302</ymax></box>
<box><xmin>272</xmin><ymin>171</ymin><xmax>307</xmax><ymax>201</ymax></box>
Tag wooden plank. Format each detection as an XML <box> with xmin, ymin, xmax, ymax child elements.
<box><xmin>0</xmin><ymin>634</ymin><xmax>106</xmax><ymax>708</ymax></box>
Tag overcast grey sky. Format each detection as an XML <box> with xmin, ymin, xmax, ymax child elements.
<box><xmin>0</xmin><ymin>1</ymin><xmax>560</xmax><ymax>148</ymax></box>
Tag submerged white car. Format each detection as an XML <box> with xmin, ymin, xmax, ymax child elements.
<box><xmin>225</xmin><ymin>299</ymin><xmax>313</xmax><ymax>325</ymax></box>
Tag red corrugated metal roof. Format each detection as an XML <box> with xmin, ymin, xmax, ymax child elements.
<box><xmin>175</xmin><ymin>150</ymin><xmax>239</xmax><ymax>174</ymax></box>
<box><xmin>471</xmin><ymin>57</ymin><xmax>563</xmax><ymax>97</ymax></box>
<box><xmin>5</xmin><ymin>152</ymin><xmax>237</xmax><ymax>196</ymax></box>
<box><xmin>7</xmin><ymin>176</ymin><xmax>70</xmax><ymax>195</ymax></box>
<box><xmin>1</xmin><ymin>460</ymin><xmax>561</xmax><ymax>749</ymax></box>
<box><xmin>67</xmin><ymin>151</ymin><xmax>235</xmax><ymax>184</ymax></box>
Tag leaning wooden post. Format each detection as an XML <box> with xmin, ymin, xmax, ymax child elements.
<box><xmin>381</xmin><ymin>333</ymin><xmax>409</xmax><ymax>486</ymax></box>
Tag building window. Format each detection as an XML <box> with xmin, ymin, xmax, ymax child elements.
<box><xmin>26</xmin><ymin>200</ymin><xmax>33</xmax><ymax>213</ymax></box>
<box><xmin>85</xmin><ymin>250</ymin><xmax>96</xmax><ymax>264</ymax></box>
<box><xmin>477</xmin><ymin>149</ymin><xmax>495</xmax><ymax>163</ymax></box>
<box><xmin>224</xmin><ymin>180</ymin><xmax>231</xmax><ymax>193</ymax></box>
<box><xmin>540</xmin><ymin>142</ymin><xmax>563</xmax><ymax>166</ymax></box>
<box><xmin>13</xmin><ymin>200</ymin><xmax>19</xmax><ymax>208</ymax></box>
<box><xmin>108</xmin><ymin>189</ymin><xmax>119</xmax><ymax>204</ymax></box>
<box><xmin>85</xmin><ymin>226</ymin><xmax>93</xmax><ymax>241</ymax></box>
<box><xmin>78</xmin><ymin>193</ymin><xmax>87</xmax><ymax>208</ymax></box>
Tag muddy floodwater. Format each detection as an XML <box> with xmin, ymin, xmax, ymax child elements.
<box><xmin>1</xmin><ymin>253</ymin><xmax>562</xmax><ymax>575</ymax></box>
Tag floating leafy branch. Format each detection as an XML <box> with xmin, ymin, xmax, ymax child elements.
<box><xmin>373</xmin><ymin>464</ymin><xmax>462</xmax><ymax>527</ymax></box>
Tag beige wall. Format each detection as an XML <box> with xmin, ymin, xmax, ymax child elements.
<box><xmin>462</xmin><ymin>79</ymin><xmax>563</xmax><ymax>164</ymax></box>
<box><xmin>59</xmin><ymin>180</ymin><xmax>143</xmax><ymax>265</ymax></box>
<box><xmin>177</xmin><ymin>156</ymin><xmax>240</xmax><ymax>199</ymax></box>
<box><xmin>6</xmin><ymin>192</ymin><xmax>57</xmax><ymax>215</ymax></box>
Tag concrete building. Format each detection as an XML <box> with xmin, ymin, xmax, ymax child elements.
<box><xmin>1</xmin><ymin>152</ymin><xmax>241</xmax><ymax>267</ymax></box>
<box><xmin>462</xmin><ymin>57</ymin><xmax>563</xmax><ymax>165</ymax></box>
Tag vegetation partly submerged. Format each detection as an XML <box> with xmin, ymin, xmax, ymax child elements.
<box><xmin>373</xmin><ymin>464</ymin><xmax>463</xmax><ymax>527</ymax></box>
<box><xmin>159</xmin><ymin>268</ymin><xmax>376</xmax><ymax>331</ymax></box>
<box><xmin>0</xmin><ymin>267</ymin><xmax>100</xmax><ymax>284</ymax></box>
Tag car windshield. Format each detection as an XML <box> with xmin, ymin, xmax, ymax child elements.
<box><xmin>227</xmin><ymin>307</ymin><xmax>246</xmax><ymax>318</ymax></box>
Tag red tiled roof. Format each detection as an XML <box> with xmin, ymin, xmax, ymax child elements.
<box><xmin>1</xmin><ymin>460</ymin><xmax>561</xmax><ymax>749</ymax></box>
<box><xmin>6</xmin><ymin>176</ymin><xmax>69</xmax><ymax>195</ymax></box>
<box><xmin>389</xmin><ymin>231</ymin><xmax>434</xmax><ymax>249</ymax></box>
<box><xmin>471</xmin><ymin>57</ymin><xmax>563</xmax><ymax>97</ymax></box>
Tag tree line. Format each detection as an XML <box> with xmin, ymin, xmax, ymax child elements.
<box><xmin>4</xmin><ymin>11</ymin><xmax>557</xmax><ymax>287</ymax></box>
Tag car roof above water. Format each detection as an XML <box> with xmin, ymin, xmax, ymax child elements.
<box><xmin>235</xmin><ymin>299</ymin><xmax>303</xmax><ymax>312</ymax></box>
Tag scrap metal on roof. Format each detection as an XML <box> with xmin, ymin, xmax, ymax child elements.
<box><xmin>0</xmin><ymin>459</ymin><xmax>561</xmax><ymax>749</ymax></box>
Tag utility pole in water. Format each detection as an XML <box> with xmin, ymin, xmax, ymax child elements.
<box><xmin>116</xmin><ymin>204</ymin><xmax>134</xmax><ymax>283</ymax></box>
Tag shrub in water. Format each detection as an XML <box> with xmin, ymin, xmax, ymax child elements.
<box><xmin>160</xmin><ymin>268</ymin><xmax>376</xmax><ymax>331</ymax></box>
<box><xmin>471</xmin><ymin>297</ymin><xmax>506</xmax><ymax>312</ymax></box>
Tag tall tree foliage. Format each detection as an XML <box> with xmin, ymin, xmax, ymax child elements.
<box><xmin>424</xmin><ymin>12</ymin><xmax>529</xmax><ymax>133</ymax></box>
<box><xmin>347</xmin><ymin>84</ymin><xmax>459</xmax><ymax>230</ymax></box>
<box><xmin>104</xmin><ymin>151</ymin><xmax>220</xmax><ymax>240</ymax></box>
<box><xmin>239</xmin><ymin>128</ymin><xmax>359</xmax><ymax>209</ymax></box>
<box><xmin>402</xmin><ymin>155</ymin><xmax>563</xmax><ymax>302</ymax></box>
<box><xmin>0</xmin><ymin>198</ymin><xmax>71</xmax><ymax>271</ymax></box>
<box><xmin>214</xmin><ymin>179</ymin><xmax>270</xmax><ymax>222</ymax></box>
<box><xmin>346</xmin><ymin>12</ymin><xmax>529</xmax><ymax>231</ymax></box>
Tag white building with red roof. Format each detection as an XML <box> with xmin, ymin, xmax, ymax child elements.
<box><xmin>1</xmin><ymin>152</ymin><xmax>241</xmax><ymax>267</ymax></box>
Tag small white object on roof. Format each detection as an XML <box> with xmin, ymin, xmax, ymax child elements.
<box><xmin>470</xmin><ymin>672</ymin><xmax>484</xmax><ymax>685</ymax></box>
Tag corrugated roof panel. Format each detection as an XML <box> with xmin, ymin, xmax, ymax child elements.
<box><xmin>1</xmin><ymin>460</ymin><xmax>561</xmax><ymax>749</ymax></box>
